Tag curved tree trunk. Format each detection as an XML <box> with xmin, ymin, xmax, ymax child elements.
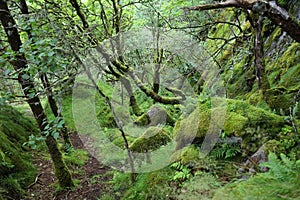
<box><xmin>0</xmin><ymin>0</ymin><xmax>74</xmax><ymax>188</ymax></box>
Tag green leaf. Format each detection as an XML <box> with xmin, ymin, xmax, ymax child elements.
<box><xmin>28</xmin><ymin>92</ymin><xmax>35</xmax><ymax>98</ymax></box>
<box><xmin>48</xmin><ymin>51</ymin><xmax>55</xmax><ymax>57</ymax></box>
<box><xmin>52</xmin><ymin>131</ymin><xmax>59</xmax><ymax>140</ymax></box>
<box><xmin>21</xmin><ymin>74</ymin><xmax>30</xmax><ymax>80</ymax></box>
<box><xmin>57</xmin><ymin>119</ymin><xmax>65</xmax><ymax>128</ymax></box>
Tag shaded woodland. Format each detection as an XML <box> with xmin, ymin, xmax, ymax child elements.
<box><xmin>0</xmin><ymin>0</ymin><xmax>300</xmax><ymax>199</ymax></box>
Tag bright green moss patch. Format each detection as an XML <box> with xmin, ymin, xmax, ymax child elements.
<box><xmin>130</xmin><ymin>126</ymin><xmax>171</xmax><ymax>152</ymax></box>
<box><xmin>175</xmin><ymin>98</ymin><xmax>285</xmax><ymax>154</ymax></box>
<box><xmin>63</xmin><ymin>149</ymin><xmax>89</xmax><ymax>167</ymax></box>
<box><xmin>0</xmin><ymin>104</ymin><xmax>37</xmax><ymax>199</ymax></box>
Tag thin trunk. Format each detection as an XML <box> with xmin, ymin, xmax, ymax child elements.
<box><xmin>253</xmin><ymin>15</ymin><xmax>270</xmax><ymax>93</ymax></box>
<box><xmin>41</xmin><ymin>74</ymin><xmax>72</xmax><ymax>149</ymax></box>
<box><xmin>0</xmin><ymin>0</ymin><xmax>74</xmax><ymax>188</ymax></box>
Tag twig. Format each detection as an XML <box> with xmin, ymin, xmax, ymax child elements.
<box><xmin>27</xmin><ymin>173</ymin><xmax>44</xmax><ymax>188</ymax></box>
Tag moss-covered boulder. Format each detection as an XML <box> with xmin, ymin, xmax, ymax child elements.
<box><xmin>130</xmin><ymin>126</ymin><xmax>171</xmax><ymax>153</ymax></box>
<box><xmin>0</xmin><ymin>104</ymin><xmax>37</xmax><ymax>199</ymax></box>
<box><xmin>175</xmin><ymin>99</ymin><xmax>285</xmax><ymax>155</ymax></box>
<box><xmin>111</xmin><ymin>135</ymin><xmax>136</xmax><ymax>149</ymax></box>
<box><xmin>134</xmin><ymin>106</ymin><xmax>175</xmax><ymax>127</ymax></box>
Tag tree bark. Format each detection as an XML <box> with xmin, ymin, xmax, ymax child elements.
<box><xmin>0</xmin><ymin>0</ymin><xmax>74</xmax><ymax>188</ymax></box>
<box><xmin>253</xmin><ymin>14</ymin><xmax>270</xmax><ymax>92</ymax></box>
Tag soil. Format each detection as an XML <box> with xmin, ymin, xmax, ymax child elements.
<box><xmin>26</xmin><ymin>132</ymin><xmax>116</xmax><ymax>200</ymax></box>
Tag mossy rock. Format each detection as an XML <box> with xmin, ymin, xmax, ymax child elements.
<box><xmin>111</xmin><ymin>135</ymin><xmax>135</xmax><ymax>149</ymax></box>
<box><xmin>245</xmin><ymin>90</ymin><xmax>270</xmax><ymax>109</ymax></box>
<box><xmin>264</xmin><ymin>139</ymin><xmax>283</xmax><ymax>155</ymax></box>
<box><xmin>170</xmin><ymin>145</ymin><xmax>200</xmax><ymax>165</ymax></box>
<box><xmin>175</xmin><ymin>99</ymin><xmax>285</xmax><ymax>155</ymax></box>
<box><xmin>174</xmin><ymin>107</ymin><xmax>210</xmax><ymax>150</ymax></box>
<box><xmin>134</xmin><ymin>112</ymin><xmax>150</xmax><ymax>126</ymax></box>
<box><xmin>0</xmin><ymin>104</ymin><xmax>37</xmax><ymax>199</ymax></box>
<box><xmin>129</xmin><ymin>126</ymin><xmax>171</xmax><ymax>153</ymax></box>
<box><xmin>134</xmin><ymin>106</ymin><xmax>175</xmax><ymax>127</ymax></box>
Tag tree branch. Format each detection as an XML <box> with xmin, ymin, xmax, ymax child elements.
<box><xmin>184</xmin><ymin>0</ymin><xmax>300</xmax><ymax>42</ymax></box>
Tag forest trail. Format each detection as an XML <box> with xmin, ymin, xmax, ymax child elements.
<box><xmin>26</xmin><ymin>132</ymin><xmax>114</xmax><ymax>200</ymax></box>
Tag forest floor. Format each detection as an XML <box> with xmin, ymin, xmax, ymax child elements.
<box><xmin>26</xmin><ymin>132</ymin><xmax>115</xmax><ymax>200</ymax></box>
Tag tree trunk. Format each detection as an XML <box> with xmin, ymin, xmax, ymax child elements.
<box><xmin>0</xmin><ymin>0</ymin><xmax>74</xmax><ymax>188</ymax></box>
<box><xmin>41</xmin><ymin>74</ymin><xmax>72</xmax><ymax>149</ymax></box>
<box><xmin>253</xmin><ymin>14</ymin><xmax>270</xmax><ymax>92</ymax></box>
<box><xmin>120</xmin><ymin>77</ymin><xmax>142</xmax><ymax>116</ymax></box>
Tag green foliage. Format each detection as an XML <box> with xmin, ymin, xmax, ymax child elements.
<box><xmin>42</xmin><ymin>116</ymin><xmax>65</xmax><ymax>140</ymax></box>
<box><xmin>213</xmin><ymin>153</ymin><xmax>300</xmax><ymax>200</ymax></box>
<box><xmin>175</xmin><ymin>98</ymin><xmax>285</xmax><ymax>154</ymax></box>
<box><xmin>176</xmin><ymin>172</ymin><xmax>221</xmax><ymax>200</ymax></box>
<box><xmin>98</xmin><ymin>194</ymin><xmax>116</xmax><ymax>200</ymax></box>
<box><xmin>23</xmin><ymin>134</ymin><xmax>45</xmax><ymax>150</ymax></box>
<box><xmin>260</xmin><ymin>153</ymin><xmax>300</xmax><ymax>181</ymax></box>
<box><xmin>276</xmin><ymin>0</ymin><xmax>288</xmax><ymax>8</ymax></box>
<box><xmin>122</xmin><ymin>168</ymin><xmax>174</xmax><ymax>200</ymax></box>
<box><xmin>210</xmin><ymin>143</ymin><xmax>241</xmax><ymax>159</ymax></box>
<box><xmin>0</xmin><ymin>151</ymin><xmax>14</xmax><ymax>169</ymax></box>
<box><xmin>171</xmin><ymin>145</ymin><xmax>200</xmax><ymax>165</ymax></box>
<box><xmin>111</xmin><ymin>172</ymin><xmax>132</xmax><ymax>192</ymax></box>
<box><xmin>171</xmin><ymin>162</ymin><xmax>192</xmax><ymax>183</ymax></box>
<box><xmin>63</xmin><ymin>149</ymin><xmax>89</xmax><ymax>167</ymax></box>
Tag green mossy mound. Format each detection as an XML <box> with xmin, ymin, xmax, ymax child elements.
<box><xmin>0</xmin><ymin>104</ymin><xmax>37</xmax><ymax>199</ymax></box>
<box><xmin>134</xmin><ymin>106</ymin><xmax>175</xmax><ymax>127</ymax></box>
<box><xmin>175</xmin><ymin>99</ymin><xmax>285</xmax><ymax>154</ymax></box>
<box><xmin>130</xmin><ymin>126</ymin><xmax>171</xmax><ymax>153</ymax></box>
<box><xmin>264</xmin><ymin>86</ymin><xmax>300</xmax><ymax>115</ymax></box>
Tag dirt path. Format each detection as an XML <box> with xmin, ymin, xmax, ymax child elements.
<box><xmin>26</xmin><ymin>132</ymin><xmax>115</xmax><ymax>200</ymax></box>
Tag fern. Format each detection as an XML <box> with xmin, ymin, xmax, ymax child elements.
<box><xmin>171</xmin><ymin>162</ymin><xmax>192</xmax><ymax>182</ymax></box>
<box><xmin>210</xmin><ymin>143</ymin><xmax>241</xmax><ymax>159</ymax></box>
<box><xmin>260</xmin><ymin>152</ymin><xmax>299</xmax><ymax>181</ymax></box>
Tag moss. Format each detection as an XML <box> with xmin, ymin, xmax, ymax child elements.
<box><xmin>264</xmin><ymin>87</ymin><xmax>291</xmax><ymax>113</ymax></box>
<box><xmin>0</xmin><ymin>104</ymin><xmax>37</xmax><ymax>198</ymax></box>
<box><xmin>223</xmin><ymin>112</ymin><xmax>248</xmax><ymax>137</ymax></box>
<box><xmin>175</xmin><ymin>108</ymin><xmax>210</xmax><ymax>150</ymax></box>
<box><xmin>130</xmin><ymin>126</ymin><xmax>171</xmax><ymax>153</ymax></box>
<box><xmin>170</xmin><ymin>145</ymin><xmax>200</xmax><ymax>165</ymax></box>
<box><xmin>213</xmin><ymin>152</ymin><xmax>300</xmax><ymax>200</ymax></box>
<box><xmin>245</xmin><ymin>90</ymin><xmax>269</xmax><ymax>109</ymax></box>
<box><xmin>265</xmin><ymin>27</ymin><xmax>282</xmax><ymax>50</ymax></box>
<box><xmin>134</xmin><ymin>106</ymin><xmax>175</xmax><ymax>127</ymax></box>
<box><xmin>63</xmin><ymin>149</ymin><xmax>89</xmax><ymax>167</ymax></box>
<box><xmin>134</xmin><ymin>113</ymin><xmax>150</xmax><ymax>126</ymax></box>
<box><xmin>112</xmin><ymin>135</ymin><xmax>135</xmax><ymax>149</ymax></box>
<box><xmin>279</xmin><ymin>43</ymin><xmax>300</xmax><ymax>69</ymax></box>
<box><xmin>175</xmin><ymin>98</ymin><xmax>285</xmax><ymax>155</ymax></box>
<box><xmin>122</xmin><ymin>167</ymin><xmax>174</xmax><ymax>200</ymax></box>
<box><xmin>264</xmin><ymin>140</ymin><xmax>283</xmax><ymax>155</ymax></box>
<box><xmin>280</xmin><ymin>63</ymin><xmax>300</xmax><ymax>88</ymax></box>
